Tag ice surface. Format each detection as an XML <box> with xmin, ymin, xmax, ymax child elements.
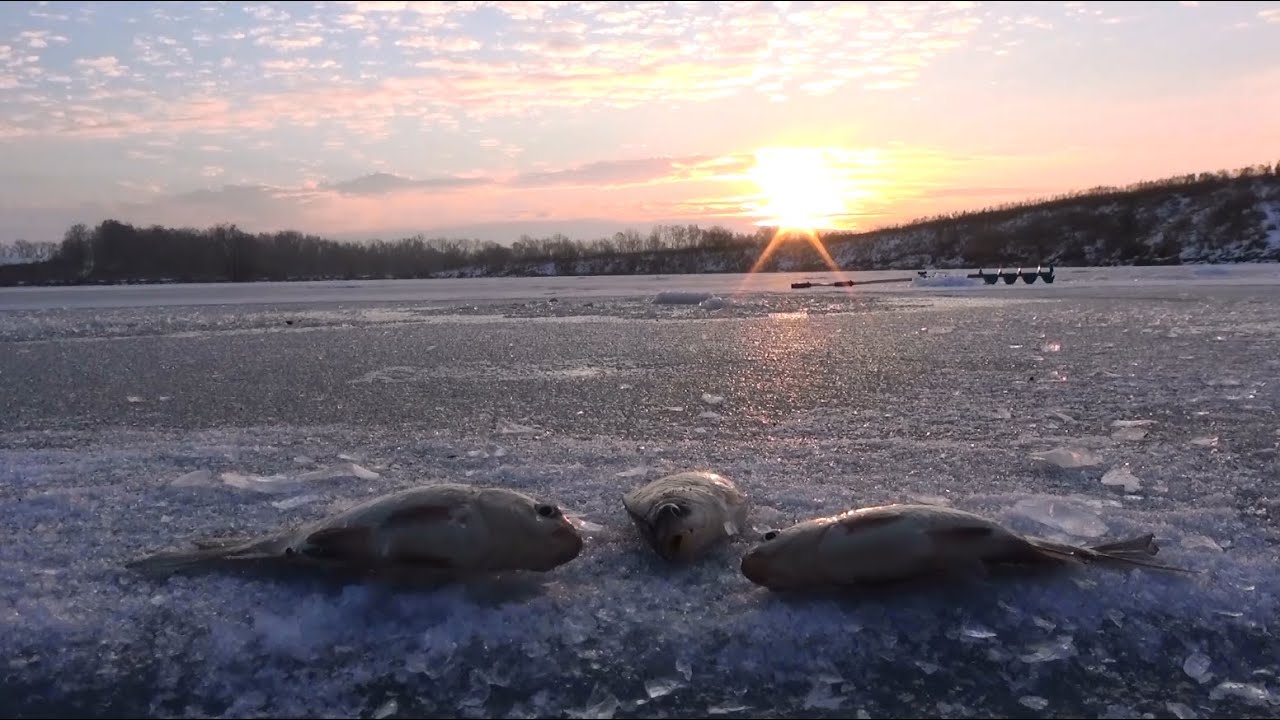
<box><xmin>652</xmin><ymin>291</ymin><xmax>713</xmax><ymax>305</ymax></box>
<box><xmin>271</xmin><ymin>494</ymin><xmax>322</xmax><ymax>511</ymax></box>
<box><xmin>568</xmin><ymin>684</ymin><xmax>619</xmax><ymax>720</ymax></box>
<box><xmin>1030</xmin><ymin>447</ymin><xmax>1103</xmax><ymax>468</ymax></box>
<box><xmin>701</xmin><ymin>393</ymin><xmax>725</xmax><ymax>405</ymax></box>
<box><xmin>1165</xmin><ymin>702</ymin><xmax>1198</xmax><ymax>719</ymax></box>
<box><xmin>3</xmin><ymin>267</ymin><xmax>1280</xmax><ymax>720</ymax></box>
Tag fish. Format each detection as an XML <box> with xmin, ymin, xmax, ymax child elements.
<box><xmin>740</xmin><ymin>503</ymin><xmax>1193</xmax><ymax>591</ymax></box>
<box><xmin>623</xmin><ymin>471</ymin><xmax>749</xmax><ymax>562</ymax></box>
<box><xmin>126</xmin><ymin>484</ymin><xmax>584</xmax><ymax>583</ymax></box>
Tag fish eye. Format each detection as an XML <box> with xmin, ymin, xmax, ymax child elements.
<box><xmin>763</xmin><ymin>530</ymin><xmax>779</xmax><ymax>541</ymax></box>
<box><xmin>536</xmin><ymin>503</ymin><xmax>560</xmax><ymax>518</ymax></box>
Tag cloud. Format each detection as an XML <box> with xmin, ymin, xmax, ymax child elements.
<box><xmin>1261</xmin><ymin>8</ymin><xmax>1280</xmax><ymax>23</ymax></box>
<box><xmin>322</xmin><ymin>172</ymin><xmax>491</xmax><ymax>195</ymax></box>
<box><xmin>254</xmin><ymin>35</ymin><xmax>324</xmax><ymax>52</ymax></box>
<box><xmin>511</xmin><ymin>157</ymin><xmax>707</xmax><ymax>188</ymax></box>
<box><xmin>17</xmin><ymin>30</ymin><xmax>70</xmax><ymax>49</ymax></box>
<box><xmin>75</xmin><ymin>56</ymin><xmax>128</xmax><ymax>78</ymax></box>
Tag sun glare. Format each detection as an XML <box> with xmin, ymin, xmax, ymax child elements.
<box><xmin>748</xmin><ymin>147</ymin><xmax>850</xmax><ymax>231</ymax></box>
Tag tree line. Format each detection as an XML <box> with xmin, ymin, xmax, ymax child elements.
<box><xmin>1</xmin><ymin>160</ymin><xmax>1277</xmax><ymax>285</ymax></box>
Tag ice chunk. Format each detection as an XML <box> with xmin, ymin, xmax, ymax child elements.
<box><xmin>1209</xmin><ymin>681</ymin><xmax>1272</xmax><ymax>706</ymax></box>
<box><xmin>373</xmin><ymin>699</ymin><xmax>398</xmax><ymax>719</ymax></box>
<box><xmin>126</xmin><ymin>395</ymin><xmax>144</xmax><ymax>403</ymax></box>
<box><xmin>1180</xmin><ymin>534</ymin><xmax>1223</xmax><ymax>552</ymax></box>
<box><xmin>1012</xmin><ymin>498</ymin><xmax>1108</xmax><ymax>537</ymax></box>
<box><xmin>645</xmin><ymin>678</ymin><xmax>682</xmax><ymax>699</ymax></box>
<box><xmin>708</xmin><ymin>704</ymin><xmax>752</xmax><ymax>715</ymax></box>
<box><xmin>1183</xmin><ymin>652</ymin><xmax>1212</xmax><ymax>683</ymax></box>
<box><xmin>1040</xmin><ymin>341</ymin><xmax>1061</xmax><ymax>352</ymax></box>
<box><xmin>568</xmin><ymin>684</ymin><xmax>619</xmax><ymax>720</ymax></box>
<box><xmin>565</xmin><ymin>515</ymin><xmax>605</xmax><ymax>533</ymax></box>
<box><xmin>220</xmin><ymin>471</ymin><xmax>297</xmax><ymax>494</ymax></box>
<box><xmin>701</xmin><ymin>393</ymin><xmax>725</xmax><ymax>405</ymax></box>
<box><xmin>1046</xmin><ymin>410</ymin><xmax>1076</xmax><ymax>423</ymax></box>
<box><xmin>1019</xmin><ymin>696</ymin><xmax>1049</xmax><ymax>711</ymax></box>
<box><xmin>1189</xmin><ymin>436</ymin><xmax>1219</xmax><ymax>448</ymax></box>
<box><xmin>615</xmin><ymin>466</ymin><xmax>649</xmax><ymax>478</ymax></box>
<box><xmin>1101</xmin><ymin>467</ymin><xmax>1142</xmax><ymax>493</ymax></box>
<box><xmin>272</xmin><ymin>494</ymin><xmax>321</xmax><ymax>510</ymax></box>
<box><xmin>1110</xmin><ymin>419</ymin><xmax>1156</xmax><ymax>428</ymax></box>
<box><xmin>991</xmin><ymin>408</ymin><xmax>1012</xmax><ymax>420</ymax></box>
<box><xmin>653</xmin><ymin>291</ymin><xmax>712</xmax><ymax>305</ymax></box>
<box><xmin>1019</xmin><ymin>635</ymin><xmax>1075</xmax><ymax>663</ymax></box>
<box><xmin>911</xmin><ymin>495</ymin><xmax>952</xmax><ymax>506</ymax></box>
<box><xmin>170</xmin><ymin>469</ymin><xmax>213</xmax><ymax>488</ymax></box>
<box><xmin>1031</xmin><ymin>447</ymin><xmax>1102</xmax><ymax>468</ymax></box>
<box><xmin>1111</xmin><ymin>427</ymin><xmax>1148</xmax><ymax>441</ymax></box>
<box><xmin>699</xmin><ymin>411</ymin><xmax>723</xmax><ymax>421</ymax></box>
<box><xmin>961</xmin><ymin>625</ymin><xmax>997</xmax><ymax>639</ymax></box>
<box><xmin>294</xmin><ymin>462</ymin><xmax>380</xmax><ymax>482</ymax></box>
<box><xmin>1165</xmin><ymin>702</ymin><xmax>1197</xmax><ymax>720</ymax></box>
<box><xmin>497</xmin><ymin>420</ymin><xmax>540</xmax><ymax>435</ymax></box>
<box><xmin>676</xmin><ymin>658</ymin><xmax>692</xmax><ymax>680</ymax></box>
<box><xmin>700</xmin><ymin>296</ymin><xmax>727</xmax><ymax>310</ymax></box>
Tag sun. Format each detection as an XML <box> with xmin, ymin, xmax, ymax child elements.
<box><xmin>748</xmin><ymin>147</ymin><xmax>849</xmax><ymax>231</ymax></box>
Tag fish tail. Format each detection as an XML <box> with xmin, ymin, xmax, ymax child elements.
<box><xmin>1026</xmin><ymin>534</ymin><xmax>1197</xmax><ymax>575</ymax></box>
<box><xmin>125</xmin><ymin>536</ymin><xmax>283</xmax><ymax>578</ymax></box>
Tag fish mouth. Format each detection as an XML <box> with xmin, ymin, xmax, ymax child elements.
<box><xmin>740</xmin><ymin>551</ymin><xmax>771</xmax><ymax>587</ymax></box>
<box><xmin>550</xmin><ymin>525</ymin><xmax>584</xmax><ymax>565</ymax></box>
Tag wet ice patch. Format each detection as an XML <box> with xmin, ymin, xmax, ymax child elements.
<box><xmin>1012</xmin><ymin>497</ymin><xmax>1108</xmax><ymax>537</ymax></box>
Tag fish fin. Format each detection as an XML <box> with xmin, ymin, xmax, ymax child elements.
<box><xmin>1089</xmin><ymin>533</ymin><xmax>1158</xmax><ymax>558</ymax></box>
<box><xmin>125</xmin><ymin>536</ymin><xmax>278</xmax><ymax>578</ymax></box>
<box><xmin>837</xmin><ymin>510</ymin><xmax>906</xmax><ymax>533</ymax></box>
<box><xmin>300</xmin><ymin>526</ymin><xmax>375</xmax><ymax>562</ymax></box>
<box><xmin>1026</xmin><ymin>536</ymin><xmax>1197</xmax><ymax>575</ymax></box>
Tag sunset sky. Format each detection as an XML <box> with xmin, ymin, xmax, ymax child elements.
<box><xmin>2</xmin><ymin>0</ymin><xmax>1279</xmax><ymax>244</ymax></box>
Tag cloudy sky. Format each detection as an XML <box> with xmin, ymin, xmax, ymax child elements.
<box><xmin>2</xmin><ymin>0</ymin><xmax>1278</xmax><ymax>244</ymax></box>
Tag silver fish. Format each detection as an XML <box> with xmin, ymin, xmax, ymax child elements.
<box><xmin>623</xmin><ymin>471</ymin><xmax>749</xmax><ymax>562</ymax></box>
<box><xmin>127</xmin><ymin>484</ymin><xmax>584</xmax><ymax>582</ymax></box>
<box><xmin>741</xmin><ymin>503</ymin><xmax>1193</xmax><ymax>591</ymax></box>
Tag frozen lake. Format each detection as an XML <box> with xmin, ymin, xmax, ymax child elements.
<box><xmin>2</xmin><ymin>265</ymin><xmax>1279</xmax><ymax>718</ymax></box>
